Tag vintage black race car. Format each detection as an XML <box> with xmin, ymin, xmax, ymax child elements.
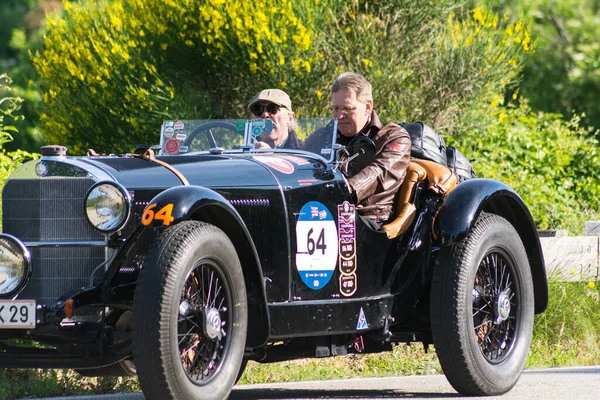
<box><xmin>0</xmin><ymin>118</ymin><xmax>548</xmax><ymax>399</ymax></box>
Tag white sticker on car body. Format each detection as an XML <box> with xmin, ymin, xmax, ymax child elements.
<box><xmin>295</xmin><ymin>201</ymin><xmax>339</xmax><ymax>290</ymax></box>
<box><xmin>253</xmin><ymin>156</ymin><xmax>295</xmax><ymax>174</ymax></box>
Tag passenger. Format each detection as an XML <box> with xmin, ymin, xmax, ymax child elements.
<box><xmin>306</xmin><ymin>72</ymin><xmax>411</xmax><ymax>228</ymax></box>
<box><xmin>248</xmin><ymin>89</ymin><xmax>304</xmax><ymax>150</ymax></box>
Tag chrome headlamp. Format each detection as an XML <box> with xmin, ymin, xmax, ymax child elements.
<box><xmin>85</xmin><ymin>182</ymin><xmax>131</xmax><ymax>233</ymax></box>
<box><xmin>0</xmin><ymin>234</ymin><xmax>31</xmax><ymax>297</ymax></box>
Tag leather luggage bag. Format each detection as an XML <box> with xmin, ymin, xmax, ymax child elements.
<box><xmin>401</xmin><ymin>122</ymin><xmax>448</xmax><ymax>166</ymax></box>
<box><xmin>446</xmin><ymin>146</ymin><xmax>476</xmax><ymax>182</ymax></box>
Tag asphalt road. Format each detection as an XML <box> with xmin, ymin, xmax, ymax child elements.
<box><xmin>28</xmin><ymin>365</ymin><xmax>600</xmax><ymax>400</ymax></box>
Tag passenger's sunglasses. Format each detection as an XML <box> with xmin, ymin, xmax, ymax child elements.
<box><xmin>250</xmin><ymin>103</ymin><xmax>283</xmax><ymax>117</ymax></box>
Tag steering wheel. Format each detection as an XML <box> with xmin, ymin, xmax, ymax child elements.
<box><xmin>183</xmin><ymin>121</ymin><xmax>237</xmax><ymax>149</ymax></box>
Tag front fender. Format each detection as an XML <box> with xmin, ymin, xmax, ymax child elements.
<box><xmin>142</xmin><ymin>185</ymin><xmax>236</xmax><ymax>228</ymax></box>
<box><xmin>435</xmin><ymin>178</ymin><xmax>548</xmax><ymax>314</ymax></box>
<box><xmin>142</xmin><ymin>185</ymin><xmax>270</xmax><ymax>347</ymax></box>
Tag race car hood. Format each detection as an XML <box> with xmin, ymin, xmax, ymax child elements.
<box><xmin>85</xmin><ymin>153</ymin><xmax>280</xmax><ymax>189</ymax></box>
<box><xmin>10</xmin><ymin>152</ymin><xmax>319</xmax><ymax>191</ymax></box>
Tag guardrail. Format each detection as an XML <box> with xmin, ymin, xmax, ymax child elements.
<box><xmin>539</xmin><ymin>222</ymin><xmax>599</xmax><ymax>281</ymax></box>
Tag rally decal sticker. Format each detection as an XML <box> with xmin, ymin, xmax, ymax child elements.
<box><xmin>164</xmin><ymin>127</ymin><xmax>174</xmax><ymax>138</ymax></box>
<box><xmin>295</xmin><ymin>201</ymin><xmax>339</xmax><ymax>290</ymax></box>
<box><xmin>338</xmin><ymin>201</ymin><xmax>357</xmax><ymax>296</ymax></box>
<box><xmin>254</xmin><ymin>156</ymin><xmax>295</xmax><ymax>174</ymax></box>
<box><xmin>164</xmin><ymin>138</ymin><xmax>180</xmax><ymax>155</ymax></box>
<box><xmin>281</xmin><ymin>155</ymin><xmax>311</xmax><ymax>165</ymax></box>
<box><xmin>357</xmin><ymin>307</ymin><xmax>368</xmax><ymax>330</ymax></box>
<box><xmin>340</xmin><ymin>274</ymin><xmax>357</xmax><ymax>297</ymax></box>
<box><xmin>298</xmin><ymin>179</ymin><xmax>318</xmax><ymax>186</ymax></box>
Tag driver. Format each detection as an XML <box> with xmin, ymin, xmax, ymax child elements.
<box><xmin>306</xmin><ymin>72</ymin><xmax>412</xmax><ymax>228</ymax></box>
<box><xmin>248</xmin><ymin>89</ymin><xmax>304</xmax><ymax>150</ymax></box>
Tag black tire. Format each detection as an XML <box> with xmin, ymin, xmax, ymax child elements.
<box><xmin>133</xmin><ymin>221</ymin><xmax>248</xmax><ymax>400</ymax></box>
<box><xmin>431</xmin><ymin>213</ymin><xmax>534</xmax><ymax>396</ymax></box>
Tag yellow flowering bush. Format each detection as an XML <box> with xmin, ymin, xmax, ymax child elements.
<box><xmin>33</xmin><ymin>1</ymin><xmax>170</xmax><ymax>153</ymax></box>
<box><xmin>33</xmin><ymin>0</ymin><xmax>325</xmax><ymax>153</ymax></box>
<box><xmin>301</xmin><ymin>1</ymin><xmax>534</xmax><ymax>133</ymax></box>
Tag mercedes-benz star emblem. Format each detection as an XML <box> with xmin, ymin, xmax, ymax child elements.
<box><xmin>35</xmin><ymin>161</ymin><xmax>48</xmax><ymax>177</ymax></box>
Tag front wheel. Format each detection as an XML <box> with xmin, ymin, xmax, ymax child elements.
<box><xmin>431</xmin><ymin>213</ymin><xmax>534</xmax><ymax>396</ymax></box>
<box><xmin>133</xmin><ymin>221</ymin><xmax>248</xmax><ymax>400</ymax></box>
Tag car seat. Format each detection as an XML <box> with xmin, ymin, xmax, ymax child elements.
<box><xmin>381</xmin><ymin>159</ymin><xmax>457</xmax><ymax>239</ymax></box>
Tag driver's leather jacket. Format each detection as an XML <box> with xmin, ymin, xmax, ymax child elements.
<box><xmin>337</xmin><ymin>111</ymin><xmax>411</xmax><ymax>223</ymax></box>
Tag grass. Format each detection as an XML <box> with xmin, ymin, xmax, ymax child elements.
<box><xmin>239</xmin><ymin>344</ymin><xmax>442</xmax><ymax>385</ymax></box>
<box><xmin>0</xmin><ymin>370</ymin><xmax>139</xmax><ymax>400</ymax></box>
<box><xmin>527</xmin><ymin>279</ymin><xmax>600</xmax><ymax>368</ymax></box>
<box><xmin>2</xmin><ymin>278</ymin><xmax>599</xmax><ymax>399</ymax></box>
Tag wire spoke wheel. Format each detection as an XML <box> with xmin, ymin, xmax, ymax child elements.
<box><xmin>472</xmin><ymin>250</ymin><xmax>517</xmax><ymax>363</ymax></box>
<box><xmin>431</xmin><ymin>213</ymin><xmax>534</xmax><ymax>396</ymax></box>
<box><xmin>133</xmin><ymin>221</ymin><xmax>247</xmax><ymax>400</ymax></box>
<box><xmin>178</xmin><ymin>260</ymin><xmax>232</xmax><ymax>384</ymax></box>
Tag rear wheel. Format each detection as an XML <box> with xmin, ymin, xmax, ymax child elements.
<box><xmin>133</xmin><ymin>221</ymin><xmax>247</xmax><ymax>400</ymax></box>
<box><xmin>431</xmin><ymin>213</ymin><xmax>534</xmax><ymax>396</ymax></box>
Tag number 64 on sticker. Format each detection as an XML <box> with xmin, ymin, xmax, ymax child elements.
<box><xmin>142</xmin><ymin>203</ymin><xmax>175</xmax><ymax>226</ymax></box>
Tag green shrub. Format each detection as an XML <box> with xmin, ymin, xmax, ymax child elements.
<box><xmin>450</xmin><ymin>99</ymin><xmax>599</xmax><ymax>233</ymax></box>
<box><xmin>0</xmin><ymin>73</ymin><xmax>23</xmax><ymax>145</ymax></box>
<box><xmin>0</xmin><ymin>74</ymin><xmax>39</xmax><ymax>227</ymax></box>
<box><xmin>0</xmin><ymin>0</ymin><xmax>53</xmax><ymax>154</ymax></box>
<box><xmin>490</xmin><ymin>0</ymin><xmax>600</xmax><ymax>133</ymax></box>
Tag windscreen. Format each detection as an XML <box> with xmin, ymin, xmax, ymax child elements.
<box><xmin>159</xmin><ymin>118</ymin><xmax>338</xmax><ymax>162</ymax></box>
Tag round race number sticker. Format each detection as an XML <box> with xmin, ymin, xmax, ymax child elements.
<box><xmin>296</xmin><ymin>201</ymin><xmax>339</xmax><ymax>290</ymax></box>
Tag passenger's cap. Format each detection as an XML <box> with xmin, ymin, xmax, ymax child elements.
<box><xmin>248</xmin><ymin>89</ymin><xmax>293</xmax><ymax>112</ymax></box>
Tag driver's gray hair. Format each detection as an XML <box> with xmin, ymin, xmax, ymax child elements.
<box><xmin>332</xmin><ymin>72</ymin><xmax>373</xmax><ymax>103</ymax></box>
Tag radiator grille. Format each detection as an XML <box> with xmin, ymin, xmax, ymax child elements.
<box><xmin>2</xmin><ymin>178</ymin><xmax>105</xmax><ymax>308</ymax></box>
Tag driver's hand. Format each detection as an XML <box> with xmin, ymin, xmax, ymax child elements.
<box><xmin>255</xmin><ymin>141</ymin><xmax>272</xmax><ymax>149</ymax></box>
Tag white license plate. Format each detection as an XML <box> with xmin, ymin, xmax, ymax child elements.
<box><xmin>0</xmin><ymin>300</ymin><xmax>36</xmax><ymax>329</ymax></box>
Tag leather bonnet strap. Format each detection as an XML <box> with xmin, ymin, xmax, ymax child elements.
<box><xmin>133</xmin><ymin>149</ymin><xmax>190</xmax><ymax>186</ymax></box>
